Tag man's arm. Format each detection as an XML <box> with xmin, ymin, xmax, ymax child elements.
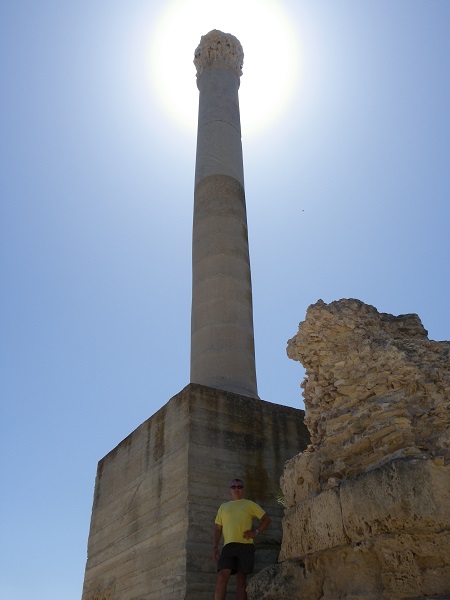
<box><xmin>213</xmin><ymin>523</ymin><xmax>222</xmax><ymax>560</ymax></box>
<box><xmin>243</xmin><ymin>512</ymin><xmax>271</xmax><ymax>539</ymax></box>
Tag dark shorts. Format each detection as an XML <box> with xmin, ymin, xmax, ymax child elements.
<box><xmin>218</xmin><ymin>543</ymin><xmax>256</xmax><ymax>575</ymax></box>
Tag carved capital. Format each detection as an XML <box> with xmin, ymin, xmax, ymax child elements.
<box><xmin>194</xmin><ymin>30</ymin><xmax>243</xmax><ymax>78</ymax></box>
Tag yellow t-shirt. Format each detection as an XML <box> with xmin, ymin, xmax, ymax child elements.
<box><xmin>215</xmin><ymin>499</ymin><xmax>265</xmax><ymax>545</ymax></box>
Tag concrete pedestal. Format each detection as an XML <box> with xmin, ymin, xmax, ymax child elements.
<box><xmin>81</xmin><ymin>384</ymin><xmax>308</xmax><ymax>600</ymax></box>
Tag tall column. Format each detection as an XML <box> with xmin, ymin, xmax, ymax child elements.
<box><xmin>81</xmin><ymin>29</ymin><xmax>309</xmax><ymax>600</ymax></box>
<box><xmin>190</xmin><ymin>30</ymin><xmax>258</xmax><ymax>398</ymax></box>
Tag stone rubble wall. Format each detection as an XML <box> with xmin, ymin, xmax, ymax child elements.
<box><xmin>286</xmin><ymin>298</ymin><xmax>449</xmax><ymax>497</ymax></box>
<box><xmin>248</xmin><ymin>299</ymin><xmax>450</xmax><ymax>600</ymax></box>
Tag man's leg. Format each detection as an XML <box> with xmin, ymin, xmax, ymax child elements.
<box><xmin>236</xmin><ymin>571</ymin><xmax>248</xmax><ymax>600</ymax></box>
<box><xmin>215</xmin><ymin>568</ymin><xmax>232</xmax><ymax>600</ymax></box>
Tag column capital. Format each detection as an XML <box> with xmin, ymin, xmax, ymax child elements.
<box><xmin>194</xmin><ymin>30</ymin><xmax>243</xmax><ymax>78</ymax></box>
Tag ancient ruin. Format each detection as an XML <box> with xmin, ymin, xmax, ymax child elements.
<box><xmin>191</xmin><ymin>29</ymin><xmax>258</xmax><ymax>398</ymax></box>
<box><xmin>80</xmin><ymin>31</ymin><xmax>308</xmax><ymax>600</ymax></box>
<box><xmin>81</xmin><ymin>25</ymin><xmax>449</xmax><ymax>599</ymax></box>
<box><xmin>248</xmin><ymin>298</ymin><xmax>450</xmax><ymax>600</ymax></box>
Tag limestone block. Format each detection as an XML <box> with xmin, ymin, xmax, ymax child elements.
<box><xmin>373</xmin><ymin>532</ymin><xmax>450</xmax><ymax>598</ymax></box>
<box><xmin>279</xmin><ymin>489</ymin><xmax>346</xmax><ymax>560</ymax></box>
<box><xmin>340</xmin><ymin>458</ymin><xmax>450</xmax><ymax>541</ymax></box>
<box><xmin>247</xmin><ymin>559</ymin><xmax>319</xmax><ymax>600</ymax></box>
<box><xmin>305</xmin><ymin>544</ymin><xmax>384</xmax><ymax>600</ymax></box>
<box><xmin>279</xmin><ymin>457</ymin><xmax>450</xmax><ymax>558</ymax></box>
<box><xmin>251</xmin><ymin>534</ymin><xmax>450</xmax><ymax>600</ymax></box>
<box><xmin>248</xmin><ymin>546</ymin><xmax>385</xmax><ymax>600</ymax></box>
<box><xmin>281</xmin><ymin>448</ymin><xmax>320</xmax><ymax>507</ymax></box>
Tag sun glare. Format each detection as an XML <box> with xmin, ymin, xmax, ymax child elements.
<box><xmin>149</xmin><ymin>0</ymin><xmax>301</xmax><ymax>136</ymax></box>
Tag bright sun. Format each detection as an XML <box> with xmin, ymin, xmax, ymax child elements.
<box><xmin>149</xmin><ymin>0</ymin><xmax>301</xmax><ymax>136</ymax></box>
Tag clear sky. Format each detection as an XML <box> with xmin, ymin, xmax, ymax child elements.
<box><xmin>1</xmin><ymin>1</ymin><xmax>449</xmax><ymax>598</ymax></box>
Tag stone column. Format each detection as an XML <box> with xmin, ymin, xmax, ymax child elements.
<box><xmin>191</xmin><ymin>30</ymin><xmax>258</xmax><ymax>398</ymax></box>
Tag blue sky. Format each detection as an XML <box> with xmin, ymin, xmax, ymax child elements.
<box><xmin>1</xmin><ymin>1</ymin><xmax>449</xmax><ymax>598</ymax></box>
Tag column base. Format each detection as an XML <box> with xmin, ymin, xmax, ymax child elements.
<box><xmin>81</xmin><ymin>383</ymin><xmax>309</xmax><ymax>600</ymax></box>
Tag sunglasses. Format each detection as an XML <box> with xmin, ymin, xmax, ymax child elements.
<box><xmin>230</xmin><ymin>485</ymin><xmax>244</xmax><ymax>489</ymax></box>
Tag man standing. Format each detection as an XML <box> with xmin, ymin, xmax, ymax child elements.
<box><xmin>213</xmin><ymin>479</ymin><xmax>271</xmax><ymax>600</ymax></box>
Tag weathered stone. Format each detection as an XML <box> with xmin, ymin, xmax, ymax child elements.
<box><xmin>281</xmin><ymin>447</ymin><xmax>321</xmax><ymax>506</ymax></box>
<box><xmin>373</xmin><ymin>532</ymin><xmax>450</xmax><ymax>598</ymax></box>
<box><xmin>279</xmin><ymin>456</ymin><xmax>450</xmax><ymax>559</ymax></box>
<box><xmin>287</xmin><ymin>298</ymin><xmax>450</xmax><ymax>492</ymax></box>
<box><xmin>340</xmin><ymin>458</ymin><xmax>450</xmax><ymax>541</ymax></box>
<box><xmin>249</xmin><ymin>299</ymin><xmax>450</xmax><ymax>600</ymax></box>
<box><xmin>251</xmin><ymin>515</ymin><xmax>450</xmax><ymax>600</ymax></box>
<box><xmin>280</xmin><ymin>488</ymin><xmax>347</xmax><ymax>559</ymax></box>
<box><xmin>246</xmin><ymin>559</ymin><xmax>315</xmax><ymax>600</ymax></box>
<box><xmin>194</xmin><ymin>29</ymin><xmax>244</xmax><ymax>78</ymax></box>
<box><xmin>81</xmin><ymin>384</ymin><xmax>309</xmax><ymax>600</ymax></box>
<box><xmin>191</xmin><ymin>30</ymin><xmax>258</xmax><ymax>398</ymax></box>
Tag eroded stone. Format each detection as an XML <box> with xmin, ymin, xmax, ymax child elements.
<box><xmin>249</xmin><ymin>299</ymin><xmax>450</xmax><ymax>600</ymax></box>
